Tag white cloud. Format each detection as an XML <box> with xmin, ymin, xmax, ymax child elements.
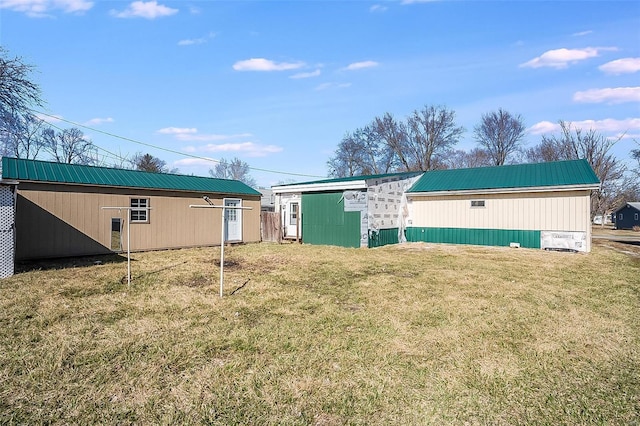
<box><xmin>572</xmin><ymin>30</ymin><xmax>593</xmax><ymax>37</ymax></box>
<box><xmin>176</xmin><ymin>133</ymin><xmax>253</xmax><ymax>142</ymax></box>
<box><xmin>345</xmin><ymin>61</ymin><xmax>379</xmax><ymax>71</ymax></box>
<box><xmin>197</xmin><ymin>142</ymin><xmax>283</xmax><ymax>157</ymax></box>
<box><xmin>173</xmin><ymin>158</ymin><xmax>219</xmax><ymax>167</ymax></box>
<box><xmin>110</xmin><ymin>1</ymin><xmax>177</xmax><ymax>19</ymax></box>
<box><xmin>178</xmin><ymin>32</ymin><xmax>215</xmax><ymax>46</ymax></box>
<box><xmin>573</xmin><ymin>87</ymin><xmax>640</xmax><ymax>104</ymax></box>
<box><xmin>520</xmin><ymin>47</ymin><xmax>616</xmax><ymax>69</ymax></box>
<box><xmin>35</xmin><ymin>112</ymin><xmax>63</xmax><ymax>123</ymax></box>
<box><xmin>599</xmin><ymin>58</ymin><xmax>640</xmax><ymax>75</ymax></box>
<box><xmin>401</xmin><ymin>0</ymin><xmax>439</xmax><ymax>4</ymax></box>
<box><xmin>315</xmin><ymin>82</ymin><xmax>352</xmax><ymax>91</ymax></box>
<box><xmin>84</xmin><ymin>117</ymin><xmax>114</xmax><ymax>126</ymax></box>
<box><xmin>290</xmin><ymin>69</ymin><xmax>321</xmax><ymax>79</ymax></box>
<box><xmin>233</xmin><ymin>58</ymin><xmax>305</xmax><ymax>72</ymax></box>
<box><xmin>370</xmin><ymin>4</ymin><xmax>388</xmax><ymax>12</ymax></box>
<box><xmin>157</xmin><ymin>127</ymin><xmax>198</xmax><ymax>135</ymax></box>
<box><xmin>528</xmin><ymin>118</ymin><xmax>640</xmax><ymax>136</ymax></box>
<box><xmin>162</xmin><ymin>127</ymin><xmax>282</xmax><ymax>157</ymax></box>
<box><xmin>0</xmin><ymin>0</ymin><xmax>93</xmax><ymax>17</ymax></box>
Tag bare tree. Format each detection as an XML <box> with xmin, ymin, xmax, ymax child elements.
<box><xmin>446</xmin><ymin>148</ymin><xmax>493</xmax><ymax>169</ymax></box>
<box><xmin>327</xmin><ymin>126</ymin><xmax>393</xmax><ymax>177</ymax></box>
<box><xmin>405</xmin><ymin>105</ymin><xmax>464</xmax><ymax>171</ymax></box>
<box><xmin>0</xmin><ymin>47</ymin><xmax>42</xmax><ymax>118</ymax></box>
<box><xmin>474</xmin><ymin>108</ymin><xmax>526</xmax><ymax>165</ymax></box>
<box><xmin>0</xmin><ymin>112</ymin><xmax>46</xmax><ymax>159</ymax></box>
<box><xmin>632</xmin><ymin>141</ymin><xmax>640</xmax><ymax>179</ymax></box>
<box><xmin>537</xmin><ymin>121</ymin><xmax>626</xmax><ymax>220</ymax></box>
<box><xmin>1</xmin><ymin>47</ymin><xmax>46</xmax><ymax>158</ymax></box>
<box><xmin>132</xmin><ymin>152</ymin><xmax>170</xmax><ymax>173</ymax></box>
<box><xmin>373</xmin><ymin>112</ymin><xmax>409</xmax><ymax>171</ymax></box>
<box><xmin>209</xmin><ymin>157</ymin><xmax>256</xmax><ymax>188</ymax></box>
<box><xmin>327</xmin><ymin>132</ymin><xmax>368</xmax><ymax>178</ymax></box>
<box><xmin>42</xmin><ymin>127</ymin><xmax>97</xmax><ymax>165</ymax></box>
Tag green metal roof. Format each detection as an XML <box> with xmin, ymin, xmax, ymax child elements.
<box><xmin>273</xmin><ymin>171</ymin><xmax>422</xmax><ymax>188</ymax></box>
<box><xmin>407</xmin><ymin>159</ymin><xmax>600</xmax><ymax>193</ymax></box>
<box><xmin>1</xmin><ymin>157</ymin><xmax>261</xmax><ymax>196</ymax></box>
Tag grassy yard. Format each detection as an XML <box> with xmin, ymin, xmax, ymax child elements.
<box><xmin>1</xmin><ymin>241</ymin><xmax>639</xmax><ymax>425</ymax></box>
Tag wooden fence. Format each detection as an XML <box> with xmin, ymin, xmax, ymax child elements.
<box><xmin>260</xmin><ymin>211</ymin><xmax>281</xmax><ymax>243</ymax></box>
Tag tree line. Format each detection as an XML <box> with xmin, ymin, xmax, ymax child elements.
<box><xmin>328</xmin><ymin>104</ymin><xmax>639</xmax><ymax>219</ymax></box>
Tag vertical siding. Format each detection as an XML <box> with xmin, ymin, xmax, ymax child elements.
<box><xmin>15</xmin><ymin>184</ymin><xmax>261</xmax><ymax>260</ymax></box>
<box><xmin>405</xmin><ymin>227</ymin><xmax>541</xmax><ymax>248</ymax></box>
<box><xmin>368</xmin><ymin>228</ymin><xmax>399</xmax><ymax>248</ymax></box>
<box><xmin>301</xmin><ymin>192</ymin><xmax>361</xmax><ymax>248</ymax></box>
<box><xmin>407</xmin><ymin>190</ymin><xmax>591</xmax><ymax>232</ymax></box>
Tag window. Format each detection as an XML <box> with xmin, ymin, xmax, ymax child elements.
<box><xmin>635</xmin><ymin>213</ymin><xmax>638</xmax><ymax>221</ymax></box>
<box><xmin>619</xmin><ymin>213</ymin><xmax>623</xmax><ymax>220</ymax></box>
<box><xmin>290</xmin><ymin>203</ymin><xmax>298</xmax><ymax>225</ymax></box>
<box><xmin>471</xmin><ymin>200</ymin><xmax>485</xmax><ymax>208</ymax></box>
<box><xmin>130</xmin><ymin>198</ymin><xmax>149</xmax><ymax>223</ymax></box>
<box><xmin>226</xmin><ymin>208</ymin><xmax>237</xmax><ymax>222</ymax></box>
<box><xmin>110</xmin><ymin>218</ymin><xmax>122</xmax><ymax>251</ymax></box>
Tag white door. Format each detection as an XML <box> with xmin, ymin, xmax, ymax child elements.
<box><xmin>224</xmin><ymin>198</ymin><xmax>242</xmax><ymax>242</ymax></box>
<box><xmin>285</xmin><ymin>201</ymin><xmax>299</xmax><ymax>238</ymax></box>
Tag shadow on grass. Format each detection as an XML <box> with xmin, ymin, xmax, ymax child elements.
<box><xmin>132</xmin><ymin>261</ymin><xmax>188</xmax><ymax>282</ymax></box>
<box><xmin>613</xmin><ymin>240</ymin><xmax>640</xmax><ymax>247</ymax></box>
<box><xmin>15</xmin><ymin>253</ymin><xmax>127</xmax><ymax>274</ymax></box>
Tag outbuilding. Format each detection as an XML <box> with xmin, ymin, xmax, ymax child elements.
<box><xmin>1</xmin><ymin>157</ymin><xmax>262</xmax><ymax>261</ymax></box>
<box><xmin>272</xmin><ymin>172</ymin><xmax>422</xmax><ymax>248</ymax></box>
<box><xmin>404</xmin><ymin>159</ymin><xmax>600</xmax><ymax>252</ymax></box>
<box><xmin>612</xmin><ymin>202</ymin><xmax>640</xmax><ymax>230</ymax></box>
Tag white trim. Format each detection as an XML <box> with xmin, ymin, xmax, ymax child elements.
<box><xmin>272</xmin><ymin>180</ymin><xmax>367</xmax><ymax>194</ymax></box>
<box><xmin>407</xmin><ymin>183</ymin><xmax>600</xmax><ymax>197</ymax></box>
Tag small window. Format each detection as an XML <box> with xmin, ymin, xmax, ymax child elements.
<box><xmin>131</xmin><ymin>198</ymin><xmax>149</xmax><ymax>223</ymax></box>
<box><xmin>471</xmin><ymin>200</ymin><xmax>485</xmax><ymax>208</ymax></box>
<box><xmin>110</xmin><ymin>218</ymin><xmax>122</xmax><ymax>251</ymax></box>
<box><xmin>227</xmin><ymin>208</ymin><xmax>237</xmax><ymax>222</ymax></box>
<box><xmin>290</xmin><ymin>203</ymin><xmax>298</xmax><ymax>225</ymax></box>
<box><xmin>619</xmin><ymin>213</ymin><xmax>623</xmax><ymax>220</ymax></box>
<box><xmin>635</xmin><ymin>213</ymin><xmax>638</xmax><ymax>221</ymax></box>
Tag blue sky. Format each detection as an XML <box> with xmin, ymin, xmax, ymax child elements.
<box><xmin>1</xmin><ymin>0</ymin><xmax>639</xmax><ymax>187</ymax></box>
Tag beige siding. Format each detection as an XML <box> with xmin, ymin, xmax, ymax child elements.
<box><xmin>15</xmin><ymin>183</ymin><xmax>260</xmax><ymax>260</ymax></box>
<box><xmin>407</xmin><ymin>190</ymin><xmax>592</xmax><ymax>233</ymax></box>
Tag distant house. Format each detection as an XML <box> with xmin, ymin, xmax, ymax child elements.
<box><xmin>612</xmin><ymin>202</ymin><xmax>640</xmax><ymax>230</ymax></box>
<box><xmin>1</xmin><ymin>157</ymin><xmax>262</xmax><ymax>261</ymax></box>
<box><xmin>272</xmin><ymin>172</ymin><xmax>422</xmax><ymax>248</ymax></box>
<box><xmin>258</xmin><ymin>188</ymin><xmax>275</xmax><ymax>212</ymax></box>
<box><xmin>405</xmin><ymin>159</ymin><xmax>600</xmax><ymax>252</ymax></box>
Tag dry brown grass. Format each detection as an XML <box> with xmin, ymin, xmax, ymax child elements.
<box><xmin>1</xmin><ymin>241</ymin><xmax>639</xmax><ymax>425</ymax></box>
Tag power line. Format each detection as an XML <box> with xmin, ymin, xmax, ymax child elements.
<box><xmin>36</xmin><ymin>115</ymin><xmax>132</xmax><ymax>165</ymax></box>
<box><xmin>32</xmin><ymin>110</ymin><xmax>324</xmax><ymax>179</ymax></box>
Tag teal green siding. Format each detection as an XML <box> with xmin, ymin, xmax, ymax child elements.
<box><xmin>368</xmin><ymin>228</ymin><xmax>399</xmax><ymax>248</ymax></box>
<box><xmin>405</xmin><ymin>227</ymin><xmax>541</xmax><ymax>249</ymax></box>
<box><xmin>301</xmin><ymin>192</ymin><xmax>362</xmax><ymax>248</ymax></box>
